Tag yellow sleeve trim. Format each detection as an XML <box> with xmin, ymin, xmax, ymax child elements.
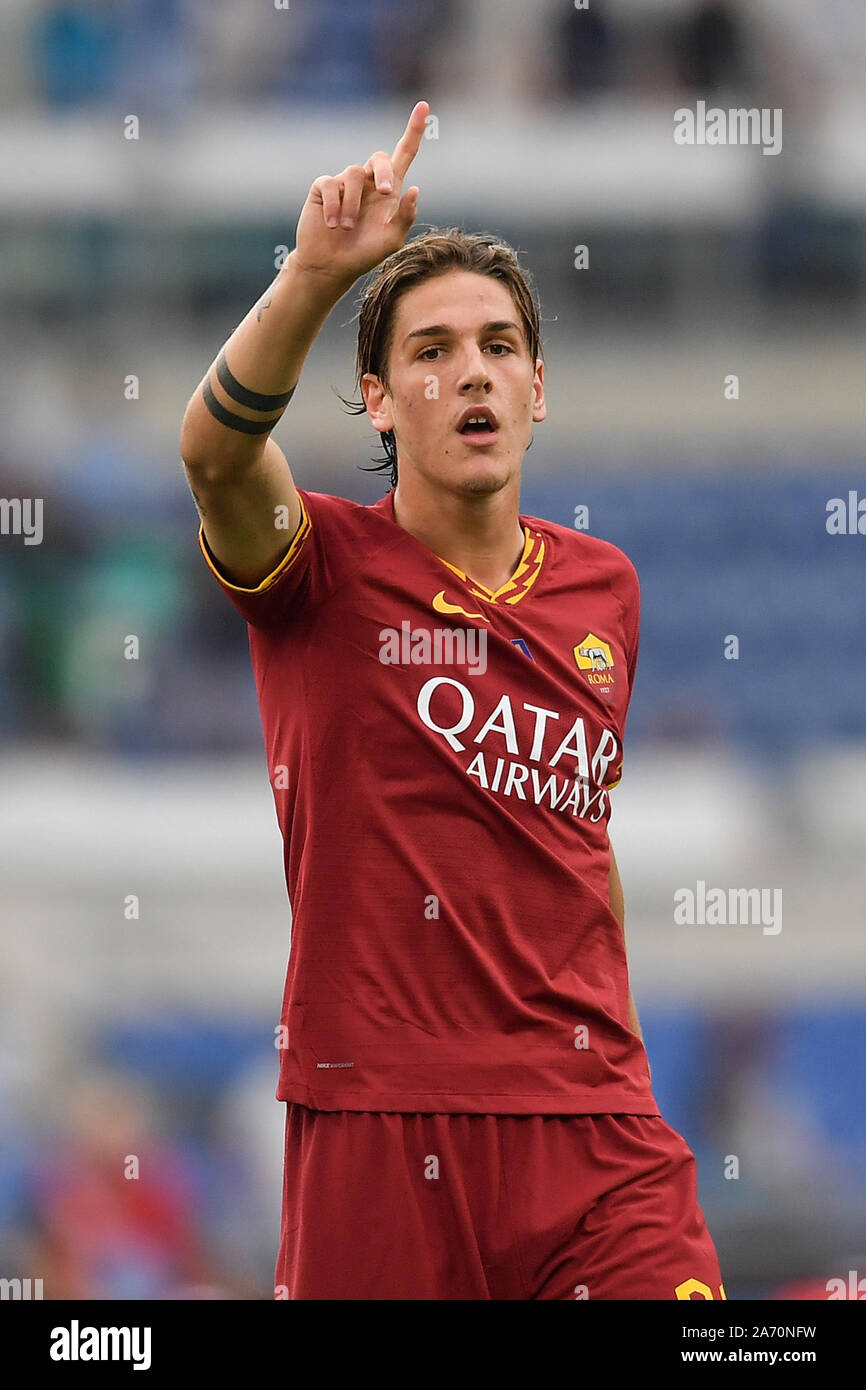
<box><xmin>198</xmin><ymin>494</ymin><xmax>311</xmax><ymax>594</ymax></box>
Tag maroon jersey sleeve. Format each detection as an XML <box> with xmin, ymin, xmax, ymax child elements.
<box><xmin>608</xmin><ymin>550</ymin><xmax>641</xmax><ymax>790</ymax></box>
<box><xmin>197</xmin><ymin>488</ymin><xmax>357</xmax><ymax>629</ymax></box>
<box><xmin>619</xmin><ymin>555</ymin><xmax>641</xmax><ymax>697</ymax></box>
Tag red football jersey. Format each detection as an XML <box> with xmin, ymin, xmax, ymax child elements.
<box><xmin>199</xmin><ymin>487</ymin><xmax>657</xmax><ymax>1115</ymax></box>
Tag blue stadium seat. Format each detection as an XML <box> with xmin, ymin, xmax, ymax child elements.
<box><xmin>523</xmin><ymin>469</ymin><xmax>866</xmax><ymax>758</ymax></box>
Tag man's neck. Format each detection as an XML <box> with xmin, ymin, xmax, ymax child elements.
<box><xmin>392</xmin><ymin>477</ymin><xmax>525</xmax><ymax>594</ymax></box>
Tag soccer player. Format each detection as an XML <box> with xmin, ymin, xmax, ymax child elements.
<box><xmin>180</xmin><ymin>101</ymin><xmax>725</xmax><ymax>1300</ymax></box>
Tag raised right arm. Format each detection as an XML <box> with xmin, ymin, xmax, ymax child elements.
<box><xmin>179</xmin><ymin>100</ymin><xmax>428</xmax><ymax>589</ymax></box>
<box><xmin>179</xmin><ymin>259</ymin><xmax>353</xmax><ymax>587</ymax></box>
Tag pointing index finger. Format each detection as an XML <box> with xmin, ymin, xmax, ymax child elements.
<box><xmin>391</xmin><ymin>100</ymin><xmax>429</xmax><ymax>184</ymax></box>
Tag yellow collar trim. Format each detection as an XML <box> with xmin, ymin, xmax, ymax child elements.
<box><xmin>436</xmin><ymin>526</ymin><xmax>544</xmax><ymax>606</ymax></box>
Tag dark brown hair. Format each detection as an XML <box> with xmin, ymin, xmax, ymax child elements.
<box><xmin>341</xmin><ymin>227</ymin><xmax>543</xmax><ymax>488</ymax></box>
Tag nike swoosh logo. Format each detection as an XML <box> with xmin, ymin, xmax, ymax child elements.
<box><xmin>432</xmin><ymin>591</ymin><xmax>487</xmax><ymax>622</ymax></box>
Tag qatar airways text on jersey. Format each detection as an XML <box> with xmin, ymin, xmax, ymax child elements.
<box><xmin>416</xmin><ymin>676</ymin><xmax>621</xmax><ymax>824</ymax></box>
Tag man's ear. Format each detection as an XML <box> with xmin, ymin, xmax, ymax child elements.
<box><xmin>532</xmin><ymin>358</ymin><xmax>547</xmax><ymax>424</ymax></box>
<box><xmin>361</xmin><ymin>373</ymin><xmax>394</xmax><ymax>433</ymax></box>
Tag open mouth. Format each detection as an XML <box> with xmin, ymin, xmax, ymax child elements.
<box><xmin>457</xmin><ymin>410</ymin><xmax>499</xmax><ymax>442</ymax></box>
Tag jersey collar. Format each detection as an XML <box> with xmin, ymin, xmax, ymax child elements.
<box><xmin>371</xmin><ymin>487</ymin><xmax>546</xmax><ymax>609</ymax></box>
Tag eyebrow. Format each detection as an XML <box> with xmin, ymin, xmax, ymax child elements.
<box><xmin>402</xmin><ymin>320</ymin><xmax>523</xmax><ymax>345</ymax></box>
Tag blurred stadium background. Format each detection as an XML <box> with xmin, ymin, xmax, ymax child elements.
<box><xmin>0</xmin><ymin>0</ymin><xmax>864</xmax><ymax>1300</ymax></box>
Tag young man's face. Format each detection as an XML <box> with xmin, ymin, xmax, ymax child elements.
<box><xmin>362</xmin><ymin>269</ymin><xmax>546</xmax><ymax>498</ymax></box>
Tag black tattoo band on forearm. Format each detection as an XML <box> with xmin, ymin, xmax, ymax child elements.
<box><xmin>215</xmin><ymin>349</ymin><xmax>296</xmax><ymax>411</ymax></box>
<box><xmin>202</xmin><ymin>350</ymin><xmax>298</xmax><ymax>435</ymax></box>
<box><xmin>202</xmin><ymin>377</ymin><xmax>287</xmax><ymax>434</ymax></box>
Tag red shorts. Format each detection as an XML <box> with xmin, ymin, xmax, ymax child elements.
<box><xmin>275</xmin><ymin>1105</ymin><xmax>725</xmax><ymax>1301</ymax></box>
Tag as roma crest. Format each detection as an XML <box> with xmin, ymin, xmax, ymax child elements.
<box><xmin>573</xmin><ymin>631</ymin><xmax>616</xmax><ymax>701</ymax></box>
